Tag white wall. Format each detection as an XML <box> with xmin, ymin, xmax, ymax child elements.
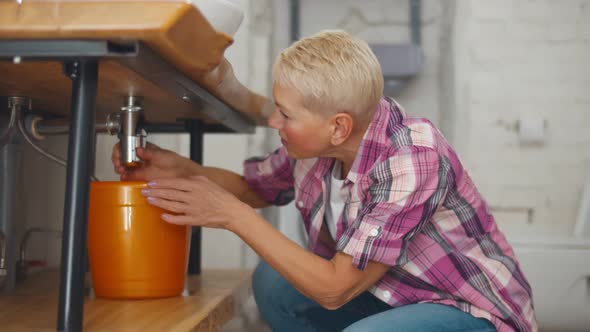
<box><xmin>21</xmin><ymin>136</ymin><xmax>68</xmax><ymax>268</ymax></box>
<box><xmin>450</xmin><ymin>0</ymin><xmax>590</xmax><ymax>237</ymax></box>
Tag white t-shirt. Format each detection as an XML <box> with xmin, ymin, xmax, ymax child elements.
<box><xmin>325</xmin><ymin>161</ymin><xmax>345</xmax><ymax>240</ymax></box>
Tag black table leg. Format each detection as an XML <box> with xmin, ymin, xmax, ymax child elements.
<box><xmin>186</xmin><ymin>120</ymin><xmax>203</xmax><ymax>275</ymax></box>
<box><xmin>57</xmin><ymin>60</ymin><xmax>98</xmax><ymax>332</ymax></box>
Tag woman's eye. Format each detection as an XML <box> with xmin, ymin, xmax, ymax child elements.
<box><xmin>279</xmin><ymin>110</ymin><xmax>289</xmax><ymax>119</ymax></box>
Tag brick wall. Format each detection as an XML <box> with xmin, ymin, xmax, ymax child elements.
<box><xmin>450</xmin><ymin>0</ymin><xmax>590</xmax><ymax>236</ymax></box>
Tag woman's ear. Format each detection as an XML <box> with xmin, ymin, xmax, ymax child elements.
<box><xmin>330</xmin><ymin>113</ymin><xmax>353</xmax><ymax>146</ymax></box>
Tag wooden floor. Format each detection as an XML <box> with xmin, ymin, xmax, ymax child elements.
<box><xmin>219</xmin><ymin>295</ymin><xmax>270</xmax><ymax>332</ymax></box>
<box><xmin>0</xmin><ymin>269</ymin><xmax>253</xmax><ymax>331</ymax></box>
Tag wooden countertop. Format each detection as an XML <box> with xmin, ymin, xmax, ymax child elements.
<box><xmin>0</xmin><ymin>1</ymin><xmax>231</xmax><ymax>74</ymax></box>
<box><xmin>0</xmin><ymin>1</ymin><xmax>269</xmax><ymax>126</ymax></box>
<box><xmin>0</xmin><ymin>269</ymin><xmax>253</xmax><ymax>331</ymax></box>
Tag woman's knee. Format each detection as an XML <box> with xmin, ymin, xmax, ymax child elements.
<box><xmin>252</xmin><ymin>260</ymin><xmax>290</xmax><ymax>315</ymax></box>
<box><xmin>252</xmin><ymin>261</ymin><xmax>273</xmax><ymax>301</ymax></box>
<box><xmin>342</xmin><ymin>303</ymin><xmax>497</xmax><ymax>332</ymax></box>
<box><xmin>253</xmin><ymin>261</ymin><xmax>325</xmax><ymax>331</ymax></box>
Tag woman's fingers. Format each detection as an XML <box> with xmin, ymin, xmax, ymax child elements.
<box><xmin>142</xmin><ymin>188</ymin><xmax>189</xmax><ymax>202</ymax></box>
<box><xmin>137</xmin><ymin>143</ymin><xmax>165</xmax><ymax>161</ymax></box>
<box><xmin>145</xmin><ymin>196</ymin><xmax>187</xmax><ymax>214</ymax></box>
<box><xmin>135</xmin><ymin>147</ymin><xmax>152</xmax><ymax>161</ymax></box>
<box><xmin>142</xmin><ymin>176</ymin><xmax>241</xmax><ymax>229</ymax></box>
<box><xmin>147</xmin><ymin>178</ymin><xmax>199</xmax><ymax>192</ymax></box>
<box><xmin>123</xmin><ymin>168</ymin><xmax>148</xmax><ymax>181</ymax></box>
<box><xmin>112</xmin><ymin>143</ymin><xmax>123</xmax><ymax>174</ymax></box>
<box><xmin>145</xmin><ymin>142</ymin><xmax>160</xmax><ymax>150</ymax></box>
<box><xmin>161</xmin><ymin>214</ymin><xmax>193</xmax><ymax>225</ymax></box>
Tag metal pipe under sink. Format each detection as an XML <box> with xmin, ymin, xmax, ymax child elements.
<box><xmin>17</xmin><ymin>227</ymin><xmax>61</xmax><ymax>280</ymax></box>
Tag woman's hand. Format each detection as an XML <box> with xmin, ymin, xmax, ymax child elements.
<box><xmin>112</xmin><ymin>143</ymin><xmax>198</xmax><ymax>181</ymax></box>
<box><xmin>141</xmin><ymin>176</ymin><xmax>251</xmax><ymax>229</ymax></box>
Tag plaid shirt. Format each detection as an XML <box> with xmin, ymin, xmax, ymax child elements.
<box><xmin>244</xmin><ymin>97</ymin><xmax>537</xmax><ymax>331</ymax></box>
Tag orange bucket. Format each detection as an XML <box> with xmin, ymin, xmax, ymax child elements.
<box><xmin>88</xmin><ymin>181</ymin><xmax>189</xmax><ymax>299</ymax></box>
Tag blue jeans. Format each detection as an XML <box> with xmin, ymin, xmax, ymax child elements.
<box><xmin>252</xmin><ymin>261</ymin><xmax>497</xmax><ymax>332</ymax></box>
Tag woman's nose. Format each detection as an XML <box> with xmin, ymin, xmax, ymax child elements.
<box><xmin>267</xmin><ymin>109</ymin><xmax>282</xmax><ymax>129</ymax></box>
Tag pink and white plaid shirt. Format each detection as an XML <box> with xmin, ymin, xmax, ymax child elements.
<box><xmin>244</xmin><ymin>97</ymin><xmax>537</xmax><ymax>331</ymax></box>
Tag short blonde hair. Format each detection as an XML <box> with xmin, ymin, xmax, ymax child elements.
<box><xmin>273</xmin><ymin>30</ymin><xmax>383</xmax><ymax>120</ymax></box>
